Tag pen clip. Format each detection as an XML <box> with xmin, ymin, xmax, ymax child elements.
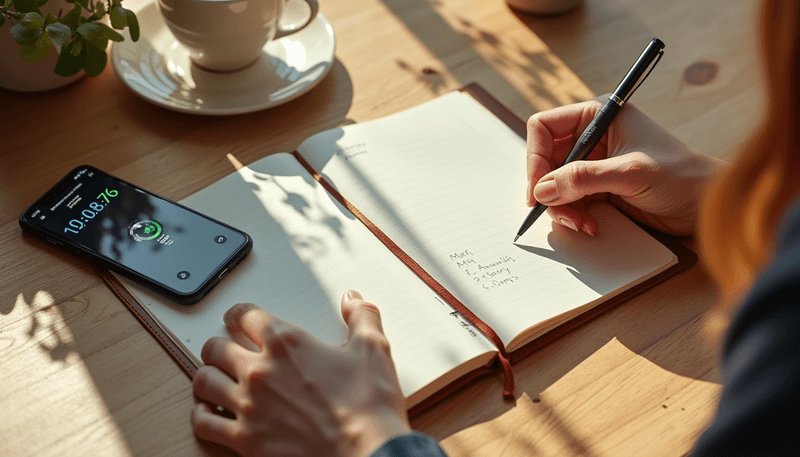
<box><xmin>624</xmin><ymin>49</ymin><xmax>664</xmax><ymax>102</ymax></box>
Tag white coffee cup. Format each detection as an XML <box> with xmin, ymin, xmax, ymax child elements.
<box><xmin>157</xmin><ymin>0</ymin><xmax>319</xmax><ymax>72</ymax></box>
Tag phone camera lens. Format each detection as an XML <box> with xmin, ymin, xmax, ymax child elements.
<box><xmin>177</xmin><ymin>271</ymin><xmax>191</xmax><ymax>280</ymax></box>
<box><xmin>214</xmin><ymin>236</ymin><xmax>227</xmax><ymax>244</ymax></box>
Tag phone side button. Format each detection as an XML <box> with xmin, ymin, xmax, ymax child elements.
<box><xmin>46</xmin><ymin>238</ymin><xmax>63</xmax><ymax>246</ymax></box>
<box><xmin>218</xmin><ymin>268</ymin><xmax>229</xmax><ymax>280</ymax></box>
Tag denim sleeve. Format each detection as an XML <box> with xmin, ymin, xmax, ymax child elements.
<box><xmin>370</xmin><ymin>433</ymin><xmax>448</xmax><ymax>457</ymax></box>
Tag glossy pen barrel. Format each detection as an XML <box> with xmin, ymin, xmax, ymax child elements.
<box><xmin>564</xmin><ymin>99</ymin><xmax>621</xmax><ymax>163</ymax></box>
<box><xmin>614</xmin><ymin>38</ymin><xmax>665</xmax><ymax>102</ymax></box>
<box><xmin>514</xmin><ymin>38</ymin><xmax>664</xmax><ymax>241</ymax></box>
<box><xmin>514</xmin><ymin>99</ymin><xmax>621</xmax><ymax>241</ymax></box>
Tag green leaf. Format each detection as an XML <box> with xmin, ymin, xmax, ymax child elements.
<box><xmin>74</xmin><ymin>0</ymin><xmax>88</xmax><ymax>9</ymax></box>
<box><xmin>44</xmin><ymin>12</ymin><xmax>58</xmax><ymax>26</ymax></box>
<box><xmin>46</xmin><ymin>22</ymin><xmax>72</xmax><ymax>53</ymax></box>
<box><xmin>109</xmin><ymin>4</ymin><xmax>125</xmax><ymax>29</ymax></box>
<box><xmin>60</xmin><ymin>4</ymin><xmax>81</xmax><ymax>30</ymax></box>
<box><xmin>124</xmin><ymin>8</ymin><xmax>138</xmax><ymax>41</ymax></box>
<box><xmin>76</xmin><ymin>22</ymin><xmax>107</xmax><ymax>49</ymax></box>
<box><xmin>54</xmin><ymin>37</ymin><xmax>86</xmax><ymax>76</ymax></box>
<box><xmin>11</xmin><ymin>0</ymin><xmax>37</xmax><ymax>14</ymax></box>
<box><xmin>21</xmin><ymin>28</ymin><xmax>51</xmax><ymax>62</ymax></box>
<box><xmin>20</xmin><ymin>11</ymin><xmax>43</xmax><ymax>28</ymax></box>
<box><xmin>97</xmin><ymin>22</ymin><xmax>123</xmax><ymax>41</ymax></box>
<box><xmin>86</xmin><ymin>10</ymin><xmax>104</xmax><ymax>21</ymax></box>
<box><xmin>82</xmin><ymin>41</ymin><xmax>107</xmax><ymax>76</ymax></box>
<box><xmin>0</xmin><ymin>14</ymin><xmax>5</xmax><ymax>29</ymax></box>
<box><xmin>32</xmin><ymin>0</ymin><xmax>47</xmax><ymax>8</ymax></box>
<box><xmin>10</xmin><ymin>22</ymin><xmax>42</xmax><ymax>45</ymax></box>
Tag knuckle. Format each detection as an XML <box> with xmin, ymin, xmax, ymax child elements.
<box><xmin>356</xmin><ymin>301</ymin><xmax>382</xmax><ymax>318</ymax></box>
<box><xmin>278</xmin><ymin>327</ymin><xmax>307</xmax><ymax>346</ymax></box>
<box><xmin>247</xmin><ymin>361</ymin><xmax>274</xmax><ymax>386</ymax></box>
<box><xmin>258</xmin><ymin>320</ymin><xmax>278</xmax><ymax>343</ymax></box>
<box><xmin>356</xmin><ymin>330</ymin><xmax>391</xmax><ymax>354</ymax></box>
<box><xmin>266</xmin><ymin>326</ymin><xmax>306</xmax><ymax>355</ymax></box>
<box><xmin>268</xmin><ymin>334</ymin><xmax>288</xmax><ymax>357</ymax></box>
<box><xmin>563</xmin><ymin>162</ymin><xmax>591</xmax><ymax>194</ymax></box>
<box><xmin>236</xmin><ymin>397</ymin><xmax>256</xmax><ymax>416</ymax></box>
<box><xmin>618</xmin><ymin>153</ymin><xmax>649</xmax><ymax>174</ymax></box>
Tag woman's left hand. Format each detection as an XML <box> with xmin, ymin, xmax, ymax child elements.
<box><xmin>191</xmin><ymin>289</ymin><xmax>411</xmax><ymax>457</ymax></box>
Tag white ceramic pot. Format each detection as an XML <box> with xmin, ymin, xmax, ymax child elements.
<box><xmin>0</xmin><ymin>0</ymin><xmax>85</xmax><ymax>92</ymax></box>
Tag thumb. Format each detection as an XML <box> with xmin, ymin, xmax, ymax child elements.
<box><xmin>340</xmin><ymin>289</ymin><xmax>390</xmax><ymax>351</ymax></box>
<box><xmin>533</xmin><ymin>154</ymin><xmax>649</xmax><ymax>206</ymax></box>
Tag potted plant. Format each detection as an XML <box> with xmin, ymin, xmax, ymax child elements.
<box><xmin>0</xmin><ymin>0</ymin><xmax>139</xmax><ymax>91</ymax></box>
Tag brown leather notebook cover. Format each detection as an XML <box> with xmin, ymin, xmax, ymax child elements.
<box><xmin>99</xmin><ymin>83</ymin><xmax>698</xmax><ymax>419</ymax></box>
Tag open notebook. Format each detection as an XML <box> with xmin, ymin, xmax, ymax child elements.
<box><xmin>100</xmin><ymin>84</ymin><xmax>694</xmax><ymax>415</ymax></box>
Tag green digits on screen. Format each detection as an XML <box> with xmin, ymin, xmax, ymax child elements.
<box><xmin>63</xmin><ymin>188</ymin><xmax>119</xmax><ymax>234</ymax></box>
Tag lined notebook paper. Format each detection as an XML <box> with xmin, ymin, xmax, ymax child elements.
<box><xmin>117</xmin><ymin>88</ymin><xmax>679</xmax><ymax>408</ymax></box>
<box><xmin>297</xmin><ymin>91</ymin><xmax>676</xmax><ymax>350</ymax></box>
<box><xmin>120</xmin><ymin>153</ymin><xmax>497</xmax><ymax>407</ymax></box>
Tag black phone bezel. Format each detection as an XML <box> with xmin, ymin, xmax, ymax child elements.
<box><xmin>18</xmin><ymin>165</ymin><xmax>253</xmax><ymax>305</ymax></box>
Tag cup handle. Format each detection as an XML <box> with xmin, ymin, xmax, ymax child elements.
<box><xmin>274</xmin><ymin>0</ymin><xmax>320</xmax><ymax>40</ymax></box>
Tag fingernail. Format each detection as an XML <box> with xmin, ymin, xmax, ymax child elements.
<box><xmin>581</xmin><ymin>223</ymin><xmax>596</xmax><ymax>236</ymax></box>
<box><xmin>534</xmin><ymin>180</ymin><xmax>558</xmax><ymax>204</ymax></box>
<box><xmin>559</xmin><ymin>218</ymin><xmax>578</xmax><ymax>232</ymax></box>
<box><xmin>345</xmin><ymin>289</ymin><xmax>363</xmax><ymax>301</ymax></box>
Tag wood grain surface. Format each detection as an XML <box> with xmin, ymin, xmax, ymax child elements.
<box><xmin>0</xmin><ymin>0</ymin><xmax>759</xmax><ymax>455</ymax></box>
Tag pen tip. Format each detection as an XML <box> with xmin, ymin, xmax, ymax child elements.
<box><xmin>513</xmin><ymin>235</ymin><xmax>520</xmax><ymax>243</ymax></box>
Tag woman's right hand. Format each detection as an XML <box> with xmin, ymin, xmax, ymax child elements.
<box><xmin>526</xmin><ymin>98</ymin><xmax>727</xmax><ymax>236</ymax></box>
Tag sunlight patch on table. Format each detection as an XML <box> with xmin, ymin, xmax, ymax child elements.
<box><xmin>0</xmin><ymin>292</ymin><xmax>131</xmax><ymax>457</ymax></box>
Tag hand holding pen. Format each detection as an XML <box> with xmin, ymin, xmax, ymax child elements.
<box><xmin>515</xmin><ymin>38</ymin><xmax>666</xmax><ymax>241</ymax></box>
<box><xmin>516</xmin><ymin>38</ymin><xmax>726</xmax><ymax>240</ymax></box>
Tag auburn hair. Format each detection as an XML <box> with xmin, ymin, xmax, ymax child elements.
<box><xmin>699</xmin><ymin>0</ymin><xmax>800</xmax><ymax>315</ymax></box>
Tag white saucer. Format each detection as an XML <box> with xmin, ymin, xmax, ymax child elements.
<box><xmin>111</xmin><ymin>2</ymin><xmax>336</xmax><ymax>115</ymax></box>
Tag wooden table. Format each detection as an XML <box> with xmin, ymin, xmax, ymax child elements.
<box><xmin>0</xmin><ymin>0</ymin><xmax>760</xmax><ymax>455</ymax></box>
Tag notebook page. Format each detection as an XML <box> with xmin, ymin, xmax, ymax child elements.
<box><xmin>117</xmin><ymin>153</ymin><xmax>496</xmax><ymax>404</ymax></box>
<box><xmin>297</xmin><ymin>92</ymin><xmax>677</xmax><ymax>348</ymax></box>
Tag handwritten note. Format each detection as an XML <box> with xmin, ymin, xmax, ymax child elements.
<box><xmin>298</xmin><ymin>91</ymin><xmax>676</xmax><ymax>350</ymax></box>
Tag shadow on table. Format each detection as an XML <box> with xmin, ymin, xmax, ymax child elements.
<box><xmin>4</xmin><ymin>61</ymin><xmax>354</xmax><ymax>457</ymax></box>
<box><xmin>4</xmin><ymin>0</ymin><xmax>721</xmax><ymax>452</ymax></box>
<box><xmin>411</xmin><ymin>261</ymin><xmax>719</xmax><ymax>446</ymax></box>
<box><xmin>509</xmin><ymin>0</ymin><xmax>653</xmax><ymax>98</ymax></box>
<box><xmin>377</xmin><ymin>0</ymin><xmax>589</xmax><ymax>113</ymax></box>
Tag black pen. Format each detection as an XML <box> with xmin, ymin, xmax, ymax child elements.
<box><xmin>514</xmin><ymin>38</ymin><xmax>665</xmax><ymax>242</ymax></box>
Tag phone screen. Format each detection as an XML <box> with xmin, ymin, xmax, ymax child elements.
<box><xmin>22</xmin><ymin>166</ymin><xmax>250</xmax><ymax>298</ymax></box>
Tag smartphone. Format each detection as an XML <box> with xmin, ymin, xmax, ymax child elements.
<box><xmin>19</xmin><ymin>165</ymin><xmax>253</xmax><ymax>305</ymax></box>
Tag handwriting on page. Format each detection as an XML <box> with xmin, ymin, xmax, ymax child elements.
<box><xmin>434</xmin><ymin>296</ymin><xmax>478</xmax><ymax>337</ymax></box>
<box><xmin>334</xmin><ymin>143</ymin><xmax>368</xmax><ymax>161</ymax></box>
<box><xmin>450</xmin><ymin>249</ymin><xmax>519</xmax><ymax>290</ymax></box>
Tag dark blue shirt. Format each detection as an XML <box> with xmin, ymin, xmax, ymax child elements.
<box><xmin>692</xmin><ymin>202</ymin><xmax>800</xmax><ymax>456</ymax></box>
<box><xmin>370</xmin><ymin>432</ymin><xmax>448</xmax><ymax>457</ymax></box>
